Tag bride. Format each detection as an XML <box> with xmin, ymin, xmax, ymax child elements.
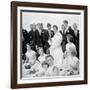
<box><xmin>49</xmin><ymin>25</ymin><xmax>63</xmax><ymax>68</ymax></box>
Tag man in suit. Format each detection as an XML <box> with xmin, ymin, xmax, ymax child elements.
<box><xmin>35</xmin><ymin>23</ymin><xmax>50</xmax><ymax>54</ymax></box>
<box><xmin>60</xmin><ymin>20</ymin><xmax>75</xmax><ymax>52</ymax></box>
<box><xmin>73</xmin><ymin>23</ymin><xmax>79</xmax><ymax>58</ymax></box>
<box><xmin>22</xmin><ymin>29</ymin><xmax>29</xmax><ymax>60</ymax></box>
<box><xmin>47</xmin><ymin>23</ymin><xmax>54</xmax><ymax>39</ymax></box>
<box><xmin>28</xmin><ymin>23</ymin><xmax>37</xmax><ymax>51</ymax></box>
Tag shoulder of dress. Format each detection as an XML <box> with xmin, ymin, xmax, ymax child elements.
<box><xmin>71</xmin><ymin>43</ymin><xmax>76</xmax><ymax>48</ymax></box>
<box><xmin>31</xmin><ymin>50</ymin><xmax>36</xmax><ymax>54</ymax></box>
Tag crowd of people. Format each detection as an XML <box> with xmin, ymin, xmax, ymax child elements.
<box><xmin>22</xmin><ymin>20</ymin><xmax>80</xmax><ymax>78</ymax></box>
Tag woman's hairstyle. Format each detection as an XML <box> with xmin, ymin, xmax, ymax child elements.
<box><xmin>63</xmin><ymin>20</ymin><xmax>68</xmax><ymax>24</ymax></box>
<box><xmin>47</xmin><ymin>23</ymin><xmax>51</xmax><ymax>27</ymax></box>
<box><xmin>45</xmin><ymin>55</ymin><xmax>54</xmax><ymax>60</ymax></box>
<box><xmin>53</xmin><ymin>25</ymin><xmax>58</xmax><ymax>30</ymax></box>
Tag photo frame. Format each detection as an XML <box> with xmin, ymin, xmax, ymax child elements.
<box><xmin>11</xmin><ymin>1</ymin><xmax>88</xmax><ymax>89</ymax></box>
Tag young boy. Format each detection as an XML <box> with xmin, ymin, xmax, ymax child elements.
<box><xmin>35</xmin><ymin>61</ymin><xmax>50</xmax><ymax>77</ymax></box>
<box><xmin>45</xmin><ymin>55</ymin><xmax>55</xmax><ymax>76</ymax></box>
<box><xmin>52</xmin><ymin>66</ymin><xmax>60</xmax><ymax>76</ymax></box>
<box><xmin>29</xmin><ymin>54</ymin><xmax>42</xmax><ymax>76</ymax></box>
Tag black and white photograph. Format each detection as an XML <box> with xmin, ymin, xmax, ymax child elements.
<box><xmin>20</xmin><ymin>8</ymin><xmax>82</xmax><ymax>80</ymax></box>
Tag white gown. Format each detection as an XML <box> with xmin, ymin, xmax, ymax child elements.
<box><xmin>49</xmin><ymin>31</ymin><xmax>63</xmax><ymax>68</ymax></box>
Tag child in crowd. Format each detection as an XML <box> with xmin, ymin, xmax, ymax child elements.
<box><xmin>35</xmin><ymin>55</ymin><xmax>54</xmax><ymax>77</ymax></box>
<box><xmin>29</xmin><ymin>53</ymin><xmax>42</xmax><ymax>76</ymax></box>
<box><xmin>38</xmin><ymin>47</ymin><xmax>47</xmax><ymax>64</ymax></box>
<box><xmin>52</xmin><ymin>66</ymin><xmax>60</xmax><ymax>76</ymax></box>
<box><xmin>45</xmin><ymin>55</ymin><xmax>55</xmax><ymax>76</ymax></box>
<box><xmin>35</xmin><ymin>61</ymin><xmax>50</xmax><ymax>77</ymax></box>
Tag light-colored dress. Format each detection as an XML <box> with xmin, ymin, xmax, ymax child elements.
<box><xmin>66</xmin><ymin>42</ymin><xmax>76</xmax><ymax>53</ymax></box>
<box><xmin>25</xmin><ymin>50</ymin><xmax>36</xmax><ymax>63</ymax></box>
<box><xmin>38</xmin><ymin>54</ymin><xmax>47</xmax><ymax>64</ymax></box>
<box><xmin>49</xmin><ymin>31</ymin><xmax>63</xmax><ymax>68</ymax></box>
<box><xmin>22</xmin><ymin>60</ymin><xmax>42</xmax><ymax>78</ymax></box>
<box><xmin>61</xmin><ymin>56</ymin><xmax>79</xmax><ymax>76</ymax></box>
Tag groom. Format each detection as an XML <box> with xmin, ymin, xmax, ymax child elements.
<box><xmin>61</xmin><ymin>20</ymin><xmax>75</xmax><ymax>52</ymax></box>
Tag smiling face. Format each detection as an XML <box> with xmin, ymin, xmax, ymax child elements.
<box><xmin>46</xmin><ymin>56</ymin><xmax>54</xmax><ymax>66</ymax></box>
<box><xmin>37</xmin><ymin>23</ymin><xmax>43</xmax><ymax>30</ymax></box>
<box><xmin>53</xmin><ymin>26</ymin><xmax>57</xmax><ymax>31</ymax></box>
<box><xmin>38</xmin><ymin>47</ymin><xmax>44</xmax><ymax>56</ymax></box>
<box><xmin>42</xmin><ymin>63</ymin><xmax>49</xmax><ymax>70</ymax></box>
<box><xmin>48</xmin><ymin>26</ymin><xmax>51</xmax><ymax>30</ymax></box>
<box><xmin>61</xmin><ymin>24</ymin><xmax>65</xmax><ymax>31</ymax></box>
<box><xmin>32</xmin><ymin>23</ymin><xmax>36</xmax><ymax>31</ymax></box>
<box><xmin>53</xmin><ymin>25</ymin><xmax>58</xmax><ymax>34</ymax></box>
<box><xmin>30</xmin><ymin>24</ymin><xmax>33</xmax><ymax>30</ymax></box>
<box><xmin>63</xmin><ymin>20</ymin><xmax>68</xmax><ymax>29</ymax></box>
<box><xmin>53</xmin><ymin>66</ymin><xmax>59</xmax><ymax>74</ymax></box>
<box><xmin>47</xmin><ymin>23</ymin><xmax>51</xmax><ymax>30</ymax></box>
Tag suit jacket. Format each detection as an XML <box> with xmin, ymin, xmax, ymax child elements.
<box><xmin>28</xmin><ymin>29</ymin><xmax>37</xmax><ymax>51</ymax></box>
<box><xmin>22</xmin><ymin>29</ymin><xmax>29</xmax><ymax>43</ymax></box>
<box><xmin>73</xmin><ymin>30</ymin><xmax>79</xmax><ymax>58</ymax></box>
<box><xmin>35</xmin><ymin>29</ymin><xmax>50</xmax><ymax>53</ymax></box>
<box><xmin>22</xmin><ymin>29</ymin><xmax>29</xmax><ymax>59</ymax></box>
<box><xmin>51</xmin><ymin>30</ymin><xmax>54</xmax><ymax>38</ymax></box>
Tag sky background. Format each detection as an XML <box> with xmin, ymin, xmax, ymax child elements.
<box><xmin>22</xmin><ymin>12</ymin><xmax>81</xmax><ymax>32</ymax></box>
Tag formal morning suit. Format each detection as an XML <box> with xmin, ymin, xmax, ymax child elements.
<box><xmin>22</xmin><ymin>29</ymin><xmax>29</xmax><ymax>60</ymax></box>
<box><xmin>73</xmin><ymin>30</ymin><xmax>79</xmax><ymax>58</ymax></box>
<box><xmin>35</xmin><ymin>29</ymin><xmax>50</xmax><ymax>53</ymax></box>
<box><xmin>28</xmin><ymin>29</ymin><xmax>37</xmax><ymax>51</ymax></box>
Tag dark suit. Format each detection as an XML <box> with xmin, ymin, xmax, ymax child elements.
<box><xmin>35</xmin><ymin>29</ymin><xmax>50</xmax><ymax>53</ymax></box>
<box><xmin>22</xmin><ymin>29</ymin><xmax>29</xmax><ymax>44</ymax></box>
<box><xmin>22</xmin><ymin>29</ymin><xmax>29</xmax><ymax>60</ymax></box>
<box><xmin>73</xmin><ymin>30</ymin><xmax>79</xmax><ymax>58</ymax></box>
<box><xmin>50</xmin><ymin>30</ymin><xmax>54</xmax><ymax>38</ymax></box>
<box><xmin>28</xmin><ymin>29</ymin><xmax>37</xmax><ymax>51</ymax></box>
<box><xmin>60</xmin><ymin>26</ymin><xmax>75</xmax><ymax>52</ymax></box>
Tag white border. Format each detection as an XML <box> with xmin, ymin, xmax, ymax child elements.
<box><xmin>17</xmin><ymin>6</ymin><xmax>84</xmax><ymax>84</ymax></box>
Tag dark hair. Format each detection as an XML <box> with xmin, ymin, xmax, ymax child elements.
<box><xmin>53</xmin><ymin>25</ymin><xmax>58</xmax><ymax>30</ymax></box>
<box><xmin>66</xmin><ymin>34</ymin><xmax>74</xmax><ymax>42</ymax></box>
<box><xmin>64</xmin><ymin>20</ymin><xmax>68</xmax><ymax>24</ymax></box>
<box><xmin>45</xmin><ymin>55</ymin><xmax>54</xmax><ymax>60</ymax></box>
<box><xmin>37</xmin><ymin>43</ymin><xmax>43</xmax><ymax>48</ymax></box>
<box><xmin>26</xmin><ymin>43</ymin><xmax>30</xmax><ymax>47</ymax></box>
<box><xmin>47</xmin><ymin>23</ymin><xmax>51</xmax><ymax>27</ymax></box>
<box><xmin>42</xmin><ymin>61</ymin><xmax>49</xmax><ymax>67</ymax></box>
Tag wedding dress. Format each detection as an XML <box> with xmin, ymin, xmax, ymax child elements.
<box><xmin>49</xmin><ymin>31</ymin><xmax>63</xmax><ymax>68</ymax></box>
